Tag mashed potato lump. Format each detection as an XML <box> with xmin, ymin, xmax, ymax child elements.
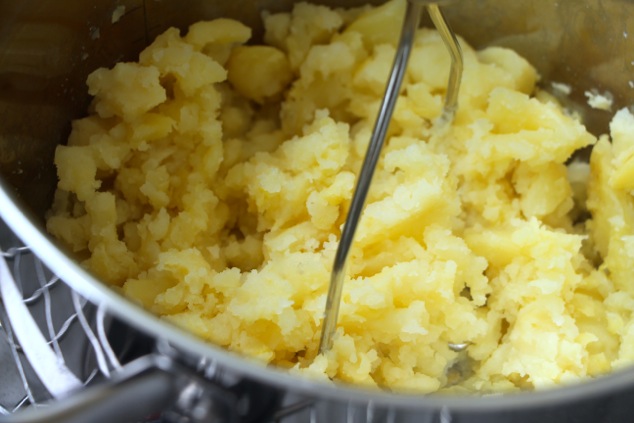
<box><xmin>46</xmin><ymin>0</ymin><xmax>634</xmax><ymax>393</ymax></box>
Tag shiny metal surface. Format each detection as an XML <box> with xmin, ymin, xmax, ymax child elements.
<box><xmin>1</xmin><ymin>0</ymin><xmax>634</xmax><ymax>419</ymax></box>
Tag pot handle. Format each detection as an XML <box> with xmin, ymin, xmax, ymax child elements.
<box><xmin>0</xmin><ymin>355</ymin><xmax>242</xmax><ymax>423</ymax></box>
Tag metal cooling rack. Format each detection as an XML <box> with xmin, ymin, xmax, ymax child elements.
<box><xmin>0</xmin><ymin>239</ymin><xmax>123</xmax><ymax>413</ymax></box>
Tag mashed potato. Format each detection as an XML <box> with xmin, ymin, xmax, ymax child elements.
<box><xmin>46</xmin><ymin>0</ymin><xmax>634</xmax><ymax>393</ymax></box>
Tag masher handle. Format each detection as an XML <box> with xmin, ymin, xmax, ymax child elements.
<box><xmin>318</xmin><ymin>0</ymin><xmax>464</xmax><ymax>355</ymax></box>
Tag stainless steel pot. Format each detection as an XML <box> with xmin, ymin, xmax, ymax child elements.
<box><xmin>1</xmin><ymin>0</ymin><xmax>634</xmax><ymax>422</ymax></box>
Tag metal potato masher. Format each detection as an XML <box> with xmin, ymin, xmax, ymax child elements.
<box><xmin>319</xmin><ymin>0</ymin><xmax>464</xmax><ymax>354</ymax></box>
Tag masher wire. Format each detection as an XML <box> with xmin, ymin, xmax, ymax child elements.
<box><xmin>428</xmin><ymin>3</ymin><xmax>463</xmax><ymax>122</ymax></box>
<box><xmin>318</xmin><ymin>0</ymin><xmax>463</xmax><ymax>354</ymax></box>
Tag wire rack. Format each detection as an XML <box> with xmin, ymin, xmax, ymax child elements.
<box><xmin>0</xmin><ymin>219</ymin><xmax>436</xmax><ymax>423</ymax></box>
<box><xmin>0</xmin><ymin>234</ymin><xmax>126</xmax><ymax>414</ymax></box>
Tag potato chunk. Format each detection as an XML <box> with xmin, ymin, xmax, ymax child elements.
<box><xmin>227</xmin><ymin>46</ymin><xmax>292</xmax><ymax>103</ymax></box>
